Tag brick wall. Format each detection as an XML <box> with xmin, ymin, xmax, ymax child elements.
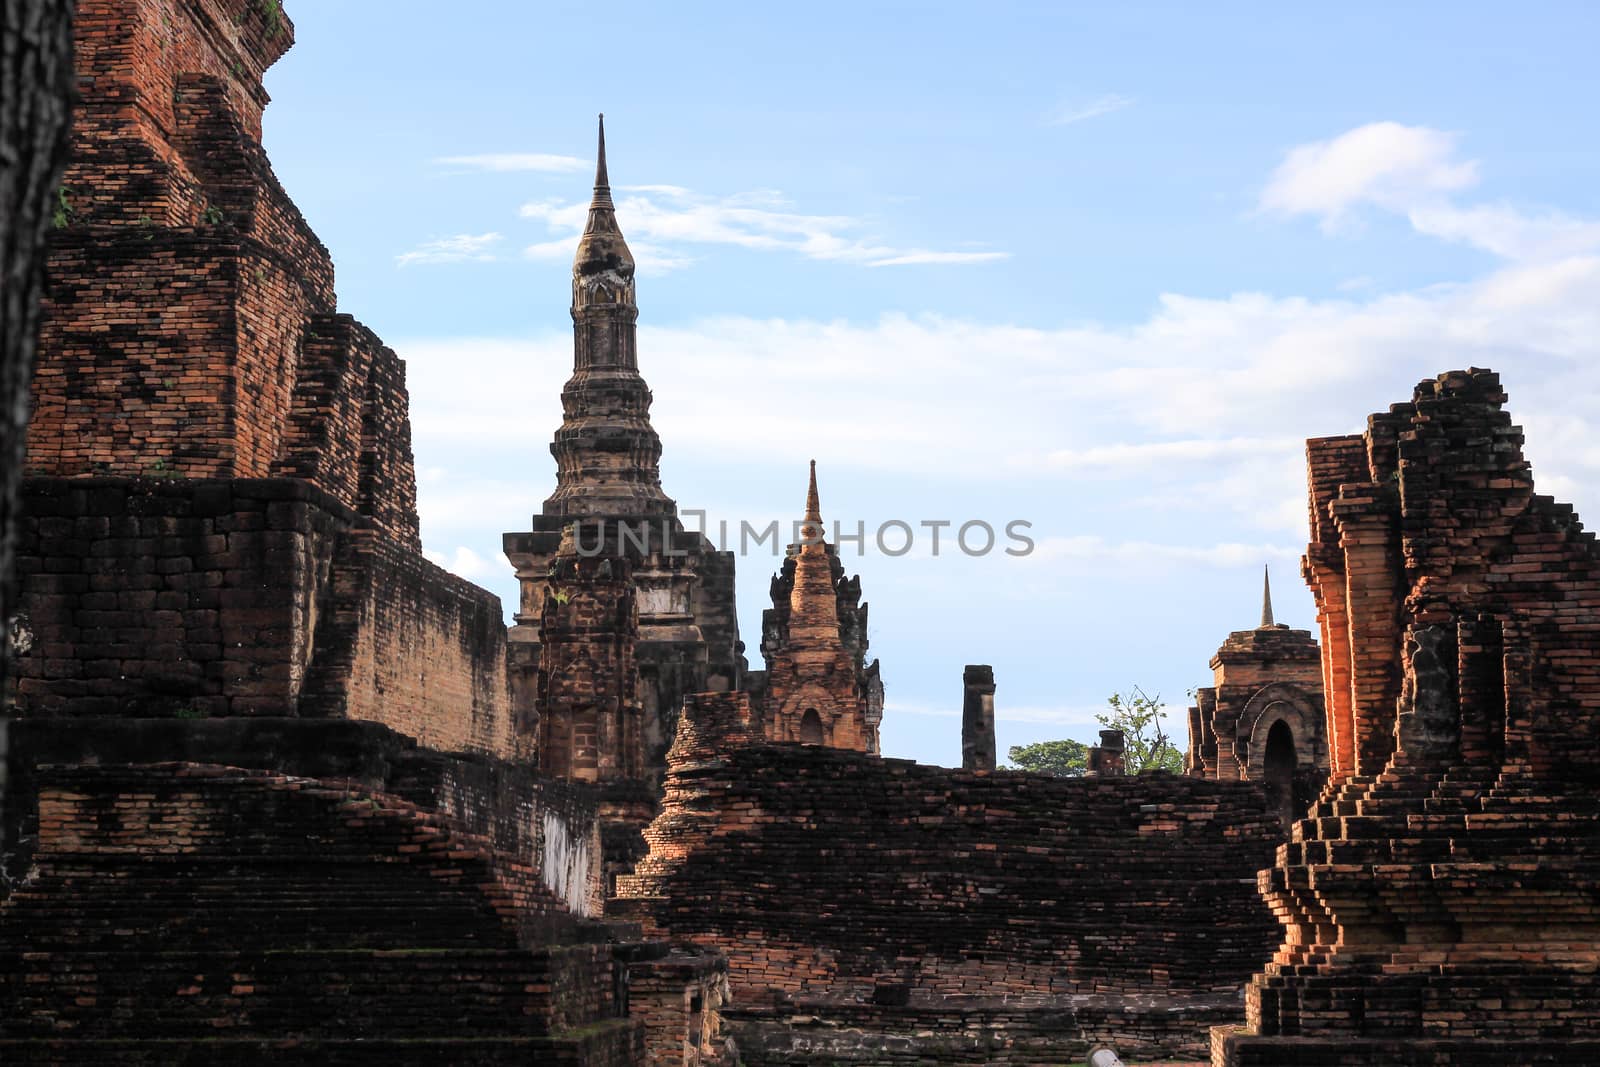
<box><xmin>275</xmin><ymin>315</ymin><xmax>420</xmax><ymax>550</ymax></box>
<box><xmin>390</xmin><ymin>745</ymin><xmax>606</xmax><ymax>917</ymax></box>
<box><xmin>615</xmin><ymin>692</ymin><xmax>1282</xmax><ymax>1060</ymax></box>
<box><xmin>13</xmin><ymin>477</ymin><xmax>343</xmax><ymax>717</ymax></box>
<box><xmin>29</xmin><ymin>231</ymin><xmax>290</xmax><ymax>478</ymax></box>
<box><xmin>18</xmin><ymin>0</ymin><xmax>478</xmax><ymax>758</ymax></box>
<box><xmin>13</xmin><ymin>477</ymin><xmax>512</xmax><ymax>759</ymax></box>
<box><xmin>299</xmin><ymin>525</ymin><xmax>512</xmax><ymax>757</ymax></box>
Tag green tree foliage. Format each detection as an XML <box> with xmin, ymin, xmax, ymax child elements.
<box><xmin>1006</xmin><ymin>738</ymin><xmax>1087</xmax><ymax>777</ymax></box>
<box><xmin>1005</xmin><ymin>686</ymin><xmax>1183</xmax><ymax>776</ymax></box>
<box><xmin>1101</xmin><ymin>685</ymin><xmax>1183</xmax><ymax>774</ymax></box>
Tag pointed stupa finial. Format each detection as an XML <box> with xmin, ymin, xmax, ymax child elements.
<box><xmin>805</xmin><ymin>459</ymin><xmax>821</xmax><ymax>524</ymax></box>
<box><xmin>574</xmin><ymin>113</ymin><xmax>630</xmax><ymax>276</ymax></box>
<box><xmin>1260</xmin><ymin>564</ymin><xmax>1275</xmax><ymax>628</ymax></box>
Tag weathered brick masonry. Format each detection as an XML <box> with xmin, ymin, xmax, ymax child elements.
<box><xmin>12</xmin><ymin>476</ymin><xmax>512</xmax><ymax>755</ymax></box>
<box><xmin>0</xmin><ymin>760</ymin><xmax>642</xmax><ymax>1064</ymax></box>
<box><xmin>614</xmin><ymin>942</ymin><xmax>737</xmax><ymax>1067</ymax></box>
<box><xmin>0</xmin><ymin>3</ymin><xmax>662</xmax><ymax>1062</ymax></box>
<box><xmin>1214</xmin><ymin>369</ymin><xmax>1600</xmax><ymax>1066</ymax></box>
<box><xmin>1</xmin><ymin>717</ymin><xmax>608</xmax><ymax>936</ymax></box>
<box><xmin>34</xmin><ymin>0</ymin><xmax>337</xmax><ymax>487</ymax></box>
<box><xmin>14</xmin><ymin>0</ymin><xmax>510</xmax><ymax>757</ymax></box>
<box><xmin>614</xmin><ymin>692</ymin><xmax>1284</xmax><ymax>1062</ymax></box>
<box><xmin>31</xmin><ymin>4</ymin><xmax>1600</xmax><ymax>1067</ymax></box>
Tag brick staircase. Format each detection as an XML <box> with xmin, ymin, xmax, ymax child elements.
<box><xmin>0</xmin><ymin>762</ymin><xmax>643</xmax><ymax>1065</ymax></box>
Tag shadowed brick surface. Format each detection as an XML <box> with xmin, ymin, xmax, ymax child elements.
<box><xmin>0</xmin><ymin>761</ymin><xmax>643</xmax><ymax>1062</ymax></box>
<box><xmin>614</xmin><ymin>692</ymin><xmax>1282</xmax><ymax>1062</ymax></box>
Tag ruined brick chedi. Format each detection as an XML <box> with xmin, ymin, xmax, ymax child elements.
<box><xmin>504</xmin><ymin>119</ymin><xmax>744</xmax><ymax>785</ymax></box>
<box><xmin>753</xmin><ymin>462</ymin><xmax>882</xmax><ymax>752</ymax></box>
<box><xmin>1215</xmin><ymin>370</ymin><xmax>1600</xmax><ymax>1067</ymax></box>
<box><xmin>1187</xmin><ymin>567</ymin><xmax>1329</xmax><ymax>830</ymax></box>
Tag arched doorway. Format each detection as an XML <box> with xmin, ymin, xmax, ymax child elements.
<box><xmin>799</xmin><ymin>707</ymin><xmax>824</xmax><ymax>745</ymax></box>
<box><xmin>1262</xmin><ymin>718</ymin><xmax>1298</xmax><ymax>830</ymax></box>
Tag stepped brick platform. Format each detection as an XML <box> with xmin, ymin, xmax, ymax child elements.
<box><xmin>1</xmin><ymin>717</ymin><xmax>607</xmax><ymax>917</ymax></box>
<box><xmin>1213</xmin><ymin>370</ymin><xmax>1600</xmax><ymax>1066</ymax></box>
<box><xmin>612</xmin><ymin>692</ymin><xmax>1283</xmax><ymax>1062</ymax></box>
<box><xmin>0</xmin><ymin>761</ymin><xmax>643</xmax><ymax>1063</ymax></box>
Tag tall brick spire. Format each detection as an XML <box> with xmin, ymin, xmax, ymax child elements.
<box><xmin>543</xmin><ymin>115</ymin><xmax>674</xmax><ymax>518</ymax></box>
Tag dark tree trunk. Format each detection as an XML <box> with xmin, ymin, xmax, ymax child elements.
<box><xmin>1</xmin><ymin>0</ymin><xmax>74</xmax><ymax>764</ymax></box>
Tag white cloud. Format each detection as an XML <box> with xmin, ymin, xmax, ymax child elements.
<box><xmin>395</xmin><ymin>239</ymin><xmax>1600</xmax><ymax>555</ymax></box>
<box><xmin>518</xmin><ymin>198</ymin><xmax>590</xmax><ymax>230</ymax></box>
<box><xmin>396</xmin><ymin>232</ymin><xmax>503</xmax><ymax>267</ymax></box>
<box><xmin>1261</xmin><ymin>122</ymin><xmax>1600</xmax><ymax>266</ymax></box>
<box><xmin>1029</xmin><ymin>536</ymin><xmax>1302</xmax><ymax>569</ymax></box>
<box><xmin>620</xmin><ymin>183</ymin><xmax>694</xmax><ymax>197</ymax></box>
<box><xmin>1040</xmin><ymin>436</ymin><xmax>1301</xmax><ymax>472</ymax></box>
<box><xmin>867</xmin><ymin>251</ymin><xmax>1011</xmax><ymax>267</ymax></box>
<box><xmin>524</xmin><ymin>235</ymin><xmax>578</xmax><ymax>260</ymax></box>
<box><xmin>1260</xmin><ymin>122</ymin><xmax>1478</xmax><ymax>227</ymax></box>
<box><xmin>434</xmin><ymin>153</ymin><xmax>587</xmax><ymax>173</ymax></box>
<box><xmin>1408</xmin><ymin>202</ymin><xmax>1600</xmax><ymax>261</ymax></box>
<box><xmin>1047</xmin><ymin>93</ymin><xmax>1135</xmax><ymax>126</ymax></box>
<box><xmin>517</xmin><ymin>186</ymin><xmax>1008</xmax><ymax>270</ymax></box>
<box><xmin>423</xmin><ymin>545</ymin><xmax>494</xmax><ymax>580</ymax></box>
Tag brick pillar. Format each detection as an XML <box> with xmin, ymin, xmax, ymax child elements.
<box><xmin>961</xmin><ymin>664</ymin><xmax>996</xmax><ymax>770</ymax></box>
<box><xmin>1333</xmin><ymin>500</ymin><xmax>1403</xmax><ymax>777</ymax></box>
<box><xmin>1086</xmin><ymin>729</ymin><xmax>1125</xmax><ymax>776</ymax></box>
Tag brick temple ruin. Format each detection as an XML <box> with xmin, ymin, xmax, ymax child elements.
<box><xmin>1213</xmin><ymin>369</ymin><xmax>1600</xmax><ymax>1066</ymax></box>
<box><xmin>2</xmin><ymin>3</ymin><xmax>1598</xmax><ymax>1065</ymax></box>
<box><xmin>1186</xmin><ymin>568</ymin><xmax>1329</xmax><ymax>830</ymax></box>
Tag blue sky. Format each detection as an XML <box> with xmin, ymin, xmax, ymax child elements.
<box><xmin>262</xmin><ymin>2</ymin><xmax>1600</xmax><ymax>767</ymax></box>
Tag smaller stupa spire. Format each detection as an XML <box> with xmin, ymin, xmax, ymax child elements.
<box><xmin>595</xmin><ymin>113</ymin><xmax>609</xmax><ymax>190</ymax></box>
<box><xmin>789</xmin><ymin>461</ymin><xmax>840</xmax><ymax>636</ymax></box>
<box><xmin>1260</xmin><ymin>564</ymin><xmax>1275</xmax><ymax>628</ymax></box>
